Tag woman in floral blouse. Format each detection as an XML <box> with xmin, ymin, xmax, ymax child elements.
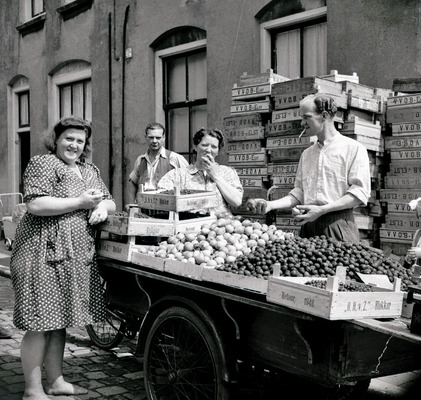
<box><xmin>158</xmin><ymin>128</ymin><xmax>243</xmax><ymax>217</ymax></box>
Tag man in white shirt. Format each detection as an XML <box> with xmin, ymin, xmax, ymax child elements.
<box><xmin>128</xmin><ymin>122</ymin><xmax>188</xmax><ymax>203</ymax></box>
<box><xmin>247</xmin><ymin>94</ymin><xmax>371</xmax><ymax>242</ymax></box>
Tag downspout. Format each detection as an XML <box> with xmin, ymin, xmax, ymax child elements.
<box><xmin>121</xmin><ymin>5</ymin><xmax>130</xmax><ymax>207</ymax></box>
<box><xmin>108</xmin><ymin>12</ymin><xmax>114</xmax><ymax>194</ymax></box>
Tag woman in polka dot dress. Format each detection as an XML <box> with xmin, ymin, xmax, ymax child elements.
<box><xmin>10</xmin><ymin>116</ymin><xmax>116</xmax><ymax>400</ymax></box>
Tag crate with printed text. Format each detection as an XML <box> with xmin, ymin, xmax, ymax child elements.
<box><xmin>267</xmin><ymin>266</ymin><xmax>403</xmax><ymax>320</ymax></box>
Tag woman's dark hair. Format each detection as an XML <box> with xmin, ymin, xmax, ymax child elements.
<box><xmin>193</xmin><ymin>128</ymin><xmax>225</xmax><ymax>149</ymax></box>
<box><xmin>44</xmin><ymin>116</ymin><xmax>92</xmax><ymax>159</ymax></box>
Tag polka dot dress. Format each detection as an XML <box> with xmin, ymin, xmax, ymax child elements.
<box><xmin>10</xmin><ymin>154</ymin><xmax>113</xmax><ymax>331</ymax></box>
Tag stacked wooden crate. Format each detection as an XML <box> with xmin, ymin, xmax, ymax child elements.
<box><xmin>225</xmin><ymin>69</ymin><xmax>287</xmax><ymax>221</ymax></box>
<box><xmin>338</xmin><ymin>81</ymin><xmax>392</xmax><ymax>246</ymax></box>
<box><xmin>380</xmin><ymin>78</ymin><xmax>421</xmax><ymax>256</ymax></box>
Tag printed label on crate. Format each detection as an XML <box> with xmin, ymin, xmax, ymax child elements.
<box><xmin>266</xmin><ymin>121</ymin><xmax>303</xmax><ymax>137</ymax></box>
<box><xmin>388</xmin><ymin>162</ymin><xmax>421</xmax><ymax>176</ymax></box>
<box><xmin>276</xmin><ymin>217</ymin><xmax>299</xmax><ymax>226</ymax></box>
<box><xmin>380</xmin><ymin>189</ymin><xmax>421</xmax><ymax>202</ymax></box>
<box><xmin>236</xmin><ymin>166</ymin><xmax>268</xmax><ymax>176</ymax></box>
<box><xmin>272</xmin><ymin>108</ymin><xmax>301</xmax><ymax>122</ymax></box>
<box><xmin>379</xmin><ymin>228</ymin><xmax>414</xmax><ymax>241</ymax></box>
<box><xmin>227</xmin><ymin>140</ymin><xmax>262</xmax><ymax>153</ymax></box>
<box><xmin>393</xmin><ymin>78</ymin><xmax>421</xmax><ymax>93</ymax></box>
<box><xmin>230</xmin><ymin>99</ymin><xmax>271</xmax><ymax>114</ymax></box>
<box><xmin>268</xmin><ymin>163</ymin><xmax>298</xmax><ymax>175</ymax></box>
<box><xmin>272</xmin><ymin>175</ymin><xmax>296</xmax><ymax>186</ymax></box>
<box><xmin>386</xmin><ymin>106</ymin><xmax>421</xmax><ymax>123</ymax></box>
<box><xmin>229</xmin><ymin>151</ymin><xmax>267</xmax><ymax>164</ymax></box>
<box><xmin>386</xmin><ymin>202</ymin><xmax>414</xmax><ymax>213</ymax></box>
<box><xmin>225</xmin><ymin>126</ymin><xmax>265</xmax><ymax>141</ymax></box>
<box><xmin>224</xmin><ymin>114</ymin><xmax>262</xmax><ymax>128</ymax></box>
<box><xmin>239</xmin><ymin>177</ymin><xmax>264</xmax><ymax>188</ymax></box>
<box><xmin>391</xmin><ymin>122</ymin><xmax>421</xmax><ymax>134</ymax></box>
<box><xmin>387</xmin><ymin>94</ymin><xmax>421</xmax><ymax>108</ymax></box>
<box><xmin>384</xmin><ymin>176</ymin><xmax>421</xmax><ymax>188</ymax></box>
<box><xmin>385</xmin><ymin>136</ymin><xmax>421</xmax><ymax>150</ymax></box>
<box><xmin>232</xmin><ymin>83</ymin><xmax>271</xmax><ymax>99</ymax></box>
<box><xmin>385</xmin><ymin>214</ymin><xmax>421</xmax><ymax>230</ymax></box>
<box><xmin>389</xmin><ymin>149</ymin><xmax>421</xmax><ymax>160</ymax></box>
<box><xmin>348</xmin><ymin>95</ymin><xmax>381</xmax><ymax>113</ymax></box>
<box><xmin>266</xmin><ymin>135</ymin><xmax>314</xmax><ymax>149</ymax></box>
<box><xmin>269</xmin><ymin>147</ymin><xmax>305</xmax><ymax>161</ymax></box>
<box><xmin>273</xmin><ymin>93</ymin><xmax>307</xmax><ymax>109</ymax></box>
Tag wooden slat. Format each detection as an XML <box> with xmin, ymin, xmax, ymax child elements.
<box><xmin>225</xmin><ymin>125</ymin><xmax>265</xmax><ymax>141</ymax></box>
<box><xmin>386</xmin><ymin>105</ymin><xmax>421</xmax><ymax>124</ymax></box>
<box><xmin>224</xmin><ymin>113</ymin><xmax>262</xmax><ymax>128</ymax></box>
<box><xmin>380</xmin><ymin>189</ymin><xmax>421</xmax><ymax>202</ymax></box>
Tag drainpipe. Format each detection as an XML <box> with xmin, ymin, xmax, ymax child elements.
<box><xmin>108</xmin><ymin>12</ymin><xmax>114</xmax><ymax>194</ymax></box>
<box><xmin>121</xmin><ymin>5</ymin><xmax>130</xmax><ymax>207</ymax></box>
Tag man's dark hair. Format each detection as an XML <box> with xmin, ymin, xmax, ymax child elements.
<box><xmin>145</xmin><ymin>122</ymin><xmax>166</xmax><ymax>135</ymax></box>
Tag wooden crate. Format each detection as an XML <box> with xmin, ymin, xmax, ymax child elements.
<box><xmin>271</xmin><ymin>76</ymin><xmax>344</xmax><ymax>96</ymax></box>
<box><xmin>388</xmin><ymin>161</ymin><xmax>421</xmax><ymax>176</ymax></box>
<box><xmin>272</xmin><ymin>107</ymin><xmax>301</xmax><ymax>122</ymax></box>
<box><xmin>347</xmin><ymin>94</ymin><xmax>383</xmax><ymax>113</ymax></box>
<box><xmin>239</xmin><ymin>177</ymin><xmax>265</xmax><ymax>188</ymax></box>
<box><xmin>391</xmin><ymin>122</ymin><xmax>421</xmax><ymax>135</ymax></box>
<box><xmin>131</xmin><ymin>249</ymin><xmax>165</xmax><ymax>271</ymax></box>
<box><xmin>265</xmin><ymin>120</ymin><xmax>303</xmax><ymax>137</ymax></box>
<box><xmin>201</xmin><ymin>268</ymin><xmax>268</xmax><ymax>294</ymax></box>
<box><xmin>342</xmin><ymin>133</ymin><xmax>384</xmax><ymax>153</ymax></box>
<box><xmin>379</xmin><ymin>228</ymin><xmax>414</xmax><ymax>243</ymax></box>
<box><xmin>340</xmin><ymin>117</ymin><xmax>382</xmax><ymax>139</ymax></box>
<box><xmin>384</xmin><ymin>176</ymin><xmax>421</xmax><ymax>189</ymax></box>
<box><xmin>272</xmin><ymin>175</ymin><xmax>296</xmax><ymax>186</ymax></box>
<box><xmin>268</xmin><ymin>162</ymin><xmax>298</xmax><ymax>175</ymax></box>
<box><xmin>267</xmin><ymin>271</ymin><xmax>403</xmax><ymax>320</ymax></box>
<box><xmin>266</xmin><ymin>135</ymin><xmax>315</xmax><ymax>149</ymax></box>
<box><xmin>230</xmin><ymin>98</ymin><xmax>272</xmax><ymax>114</ymax></box>
<box><xmin>227</xmin><ymin>139</ymin><xmax>263</xmax><ymax>153</ymax></box>
<box><xmin>137</xmin><ymin>190</ymin><xmax>218</xmax><ymax>212</ymax></box>
<box><xmin>387</xmin><ymin>93</ymin><xmax>421</xmax><ymax>108</ymax></box>
<box><xmin>386</xmin><ymin>105</ymin><xmax>421</xmax><ymax>124</ymax></box>
<box><xmin>231</xmin><ymin>82</ymin><xmax>272</xmax><ymax>100</ymax></box>
<box><xmin>229</xmin><ymin>150</ymin><xmax>267</xmax><ymax>165</ymax></box>
<box><xmin>174</xmin><ymin>215</ymin><xmax>217</xmax><ymax>234</ymax></box>
<box><xmin>223</xmin><ymin>113</ymin><xmax>263</xmax><ymax>129</ymax></box>
<box><xmin>225</xmin><ymin>126</ymin><xmax>265</xmax><ymax>141</ymax></box>
<box><xmin>385</xmin><ymin>136</ymin><xmax>421</xmax><ymax>151</ymax></box>
<box><xmin>380</xmin><ymin>189</ymin><xmax>421</xmax><ymax>202</ymax></box>
<box><xmin>393</xmin><ymin>77</ymin><xmax>421</xmax><ymax>93</ymax></box>
<box><xmin>239</xmin><ymin>69</ymin><xmax>289</xmax><ymax>86</ymax></box>
<box><xmin>268</xmin><ymin>147</ymin><xmax>306</xmax><ymax>162</ymax></box>
<box><xmin>164</xmin><ymin>259</ymin><xmax>203</xmax><ymax>280</ymax></box>
<box><xmin>97</xmin><ymin>238</ymin><xmax>145</xmax><ymax>262</ymax></box>
<box><xmin>235</xmin><ymin>166</ymin><xmax>268</xmax><ymax>176</ymax></box>
<box><xmin>384</xmin><ymin>213</ymin><xmax>421</xmax><ymax>231</ymax></box>
<box><xmin>98</xmin><ymin>215</ymin><xmax>175</xmax><ymax>237</ymax></box>
<box><xmin>385</xmin><ymin>201</ymin><xmax>416</xmax><ymax>214</ymax></box>
<box><xmin>389</xmin><ymin>149</ymin><xmax>421</xmax><ymax>161</ymax></box>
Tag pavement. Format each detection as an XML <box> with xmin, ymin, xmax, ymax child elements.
<box><xmin>1</xmin><ymin>239</ymin><xmax>421</xmax><ymax>399</ymax></box>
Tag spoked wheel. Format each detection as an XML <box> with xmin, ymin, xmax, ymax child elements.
<box><xmin>86</xmin><ymin>308</ymin><xmax>126</xmax><ymax>350</ymax></box>
<box><xmin>85</xmin><ymin>277</ymin><xmax>126</xmax><ymax>350</ymax></box>
<box><xmin>144</xmin><ymin>306</ymin><xmax>229</xmax><ymax>400</ymax></box>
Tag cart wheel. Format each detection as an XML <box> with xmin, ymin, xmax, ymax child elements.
<box><xmin>144</xmin><ymin>306</ymin><xmax>229</xmax><ymax>400</ymax></box>
<box><xmin>86</xmin><ymin>308</ymin><xmax>126</xmax><ymax>350</ymax></box>
<box><xmin>5</xmin><ymin>238</ymin><xmax>12</xmax><ymax>251</ymax></box>
<box><xmin>85</xmin><ymin>278</ymin><xmax>126</xmax><ymax>350</ymax></box>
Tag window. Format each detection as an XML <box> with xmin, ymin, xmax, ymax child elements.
<box><xmin>260</xmin><ymin>7</ymin><xmax>327</xmax><ymax>78</ymax></box>
<box><xmin>8</xmin><ymin>76</ymin><xmax>31</xmax><ymax>194</ymax></box>
<box><xmin>163</xmin><ymin>49</ymin><xmax>207</xmax><ymax>161</ymax></box>
<box><xmin>49</xmin><ymin>60</ymin><xmax>92</xmax><ymax>126</ymax></box>
<box><xmin>31</xmin><ymin>0</ymin><xmax>44</xmax><ymax>17</ymax></box>
<box><xmin>59</xmin><ymin>79</ymin><xmax>92</xmax><ymax>120</ymax></box>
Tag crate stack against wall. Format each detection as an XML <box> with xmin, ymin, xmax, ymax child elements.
<box><xmin>224</xmin><ymin>69</ymin><xmax>288</xmax><ymax>222</ymax></box>
<box><xmin>380</xmin><ymin>78</ymin><xmax>421</xmax><ymax>256</ymax></box>
<box><xmin>338</xmin><ymin>80</ymin><xmax>392</xmax><ymax>246</ymax></box>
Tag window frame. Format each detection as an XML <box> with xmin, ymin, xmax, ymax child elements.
<box><xmin>259</xmin><ymin>7</ymin><xmax>327</xmax><ymax>73</ymax></box>
<box><xmin>48</xmin><ymin>62</ymin><xmax>92</xmax><ymax>128</ymax></box>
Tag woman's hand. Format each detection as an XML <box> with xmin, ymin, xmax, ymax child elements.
<box><xmin>78</xmin><ymin>189</ymin><xmax>103</xmax><ymax>210</ymax></box>
<box><xmin>88</xmin><ymin>202</ymin><xmax>108</xmax><ymax>225</ymax></box>
<box><xmin>201</xmin><ymin>154</ymin><xmax>218</xmax><ymax>179</ymax></box>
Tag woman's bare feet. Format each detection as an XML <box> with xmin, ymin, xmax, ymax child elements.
<box><xmin>45</xmin><ymin>381</ymin><xmax>88</xmax><ymax>395</ymax></box>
